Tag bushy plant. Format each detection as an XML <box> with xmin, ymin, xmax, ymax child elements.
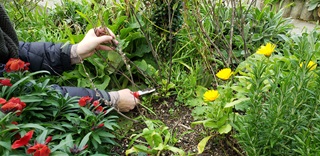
<box><xmin>126</xmin><ymin>120</ymin><xmax>185</xmax><ymax>156</ymax></box>
<box><xmin>233</xmin><ymin>32</ymin><xmax>320</xmax><ymax>155</ymax></box>
<box><xmin>0</xmin><ymin>59</ymin><xmax>120</xmax><ymax>155</ymax></box>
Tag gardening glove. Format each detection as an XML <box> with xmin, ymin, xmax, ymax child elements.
<box><xmin>70</xmin><ymin>27</ymin><xmax>119</xmax><ymax>64</ymax></box>
<box><xmin>109</xmin><ymin>89</ymin><xmax>139</xmax><ymax>112</ymax></box>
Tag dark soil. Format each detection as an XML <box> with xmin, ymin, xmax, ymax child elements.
<box><xmin>111</xmin><ymin>97</ymin><xmax>244</xmax><ymax>156</ymax></box>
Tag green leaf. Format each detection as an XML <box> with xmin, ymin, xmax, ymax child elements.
<box><xmin>224</xmin><ymin>98</ymin><xmax>249</xmax><ymax>108</ymax></box>
<box><xmin>94</xmin><ymin>75</ymin><xmax>110</xmax><ymax>90</ymax></box>
<box><xmin>218</xmin><ymin>124</ymin><xmax>232</xmax><ymax>134</ymax></box>
<box><xmin>120</xmin><ymin>27</ymin><xmax>135</xmax><ymax>38</ymax></box>
<box><xmin>166</xmin><ymin>146</ymin><xmax>186</xmax><ymax>156</ymax></box>
<box><xmin>152</xmin><ymin>132</ymin><xmax>163</xmax><ymax>147</ymax></box>
<box><xmin>50</xmin><ymin>140</ymin><xmax>74</xmax><ymax>153</ymax></box>
<box><xmin>79</xmin><ymin>132</ymin><xmax>92</xmax><ymax>149</ymax></box>
<box><xmin>50</xmin><ymin>151</ymin><xmax>69</xmax><ymax>156</ymax></box>
<box><xmin>92</xmin><ymin>133</ymin><xmax>101</xmax><ymax>144</ymax></box>
<box><xmin>97</xmin><ymin>131</ymin><xmax>115</xmax><ymax>138</ymax></box>
<box><xmin>132</xmin><ymin>145</ymin><xmax>153</xmax><ymax>153</ymax></box>
<box><xmin>20</xmin><ymin>123</ymin><xmax>46</xmax><ymax>131</ymax></box>
<box><xmin>37</xmin><ymin>130</ymin><xmax>48</xmax><ymax>144</ymax></box>
<box><xmin>109</xmin><ymin>16</ymin><xmax>127</xmax><ymax>32</ymax></box>
<box><xmin>197</xmin><ymin>135</ymin><xmax>212</xmax><ymax>154</ymax></box>
<box><xmin>19</xmin><ymin>95</ymin><xmax>45</xmax><ymax>103</ymax></box>
<box><xmin>126</xmin><ymin>147</ymin><xmax>139</xmax><ymax>155</ymax></box>
<box><xmin>0</xmin><ymin>140</ymin><xmax>11</xmax><ymax>150</ymax></box>
<box><xmin>80</xmin><ymin>107</ymin><xmax>94</xmax><ymax>116</ymax></box>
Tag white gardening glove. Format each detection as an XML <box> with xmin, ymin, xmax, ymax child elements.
<box><xmin>70</xmin><ymin>27</ymin><xmax>119</xmax><ymax>64</ymax></box>
<box><xmin>109</xmin><ymin>89</ymin><xmax>139</xmax><ymax>112</ymax></box>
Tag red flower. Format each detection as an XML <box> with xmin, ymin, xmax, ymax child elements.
<box><xmin>0</xmin><ymin>98</ymin><xmax>6</xmax><ymax>104</ymax></box>
<box><xmin>0</xmin><ymin>79</ymin><xmax>12</xmax><ymax>86</ymax></box>
<box><xmin>92</xmin><ymin>100</ymin><xmax>104</xmax><ymax>113</ymax></box>
<box><xmin>1</xmin><ymin>97</ymin><xmax>26</xmax><ymax>115</ymax></box>
<box><xmin>11</xmin><ymin>130</ymin><xmax>34</xmax><ymax>149</ymax></box>
<box><xmin>5</xmin><ymin>58</ymin><xmax>30</xmax><ymax>72</ymax></box>
<box><xmin>78</xmin><ymin>96</ymin><xmax>92</xmax><ymax>107</ymax></box>
<box><xmin>27</xmin><ymin>143</ymin><xmax>51</xmax><ymax>156</ymax></box>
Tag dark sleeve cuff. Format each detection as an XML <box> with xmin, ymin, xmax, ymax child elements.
<box><xmin>60</xmin><ymin>43</ymin><xmax>75</xmax><ymax>71</ymax></box>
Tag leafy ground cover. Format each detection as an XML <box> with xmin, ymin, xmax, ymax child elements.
<box><xmin>1</xmin><ymin>0</ymin><xmax>320</xmax><ymax>155</ymax></box>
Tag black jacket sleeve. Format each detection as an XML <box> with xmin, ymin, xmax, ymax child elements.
<box><xmin>18</xmin><ymin>41</ymin><xmax>75</xmax><ymax>75</ymax></box>
<box><xmin>51</xmin><ymin>85</ymin><xmax>111</xmax><ymax>102</ymax></box>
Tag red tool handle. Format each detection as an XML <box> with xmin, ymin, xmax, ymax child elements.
<box><xmin>133</xmin><ymin>92</ymin><xmax>140</xmax><ymax>98</ymax></box>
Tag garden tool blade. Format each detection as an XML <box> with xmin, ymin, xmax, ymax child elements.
<box><xmin>133</xmin><ymin>88</ymin><xmax>156</xmax><ymax>98</ymax></box>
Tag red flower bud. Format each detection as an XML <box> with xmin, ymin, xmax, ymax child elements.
<box><xmin>45</xmin><ymin>136</ymin><xmax>52</xmax><ymax>144</ymax></box>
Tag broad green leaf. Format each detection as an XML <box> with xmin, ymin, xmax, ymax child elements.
<box><xmin>120</xmin><ymin>27</ymin><xmax>135</xmax><ymax>38</ymax></box>
<box><xmin>108</xmin><ymin>51</ymin><xmax>122</xmax><ymax>66</ymax></box>
<box><xmin>79</xmin><ymin>132</ymin><xmax>92</xmax><ymax>149</ymax></box>
<box><xmin>109</xmin><ymin>16</ymin><xmax>127</xmax><ymax>32</ymax></box>
<box><xmin>224</xmin><ymin>98</ymin><xmax>249</xmax><ymax>108</ymax></box>
<box><xmin>218</xmin><ymin>124</ymin><xmax>232</xmax><ymax>134</ymax></box>
<box><xmin>0</xmin><ymin>140</ymin><xmax>11</xmax><ymax>150</ymax></box>
<box><xmin>94</xmin><ymin>75</ymin><xmax>110</xmax><ymax>90</ymax></box>
<box><xmin>203</xmin><ymin>120</ymin><xmax>218</xmax><ymax>129</ymax></box>
<box><xmin>197</xmin><ymin>135</ymin><xmax>212</xmax><ymax>154</ymax></box>
<box><xmin>152</xmin><ymin>132</ymin><xmax>163</xmax><ymax>147</ymax></box>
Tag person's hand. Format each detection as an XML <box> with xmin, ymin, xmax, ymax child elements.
<box><xmin>70</xmin><ymin>27</ymin><xmax>119</xmax><ymax>64</ymax></box>
<box><xmin>109</xmin><ymin>89</ymin><xmax>139</xmax><ymax>112</ymax></box>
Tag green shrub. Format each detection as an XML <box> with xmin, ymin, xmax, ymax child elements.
<box><xmin>233</xmin><ymin>31</ymin><xmax>320</xmax><ymax>155</ymax></box>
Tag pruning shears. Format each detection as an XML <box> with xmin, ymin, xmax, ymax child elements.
<box><xmin>133</xmin><ymin>88</ymin><xmax>156</xmax><ymax>98</ymax></box>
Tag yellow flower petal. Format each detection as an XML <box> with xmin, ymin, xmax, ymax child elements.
<box><xmin>300</xmin><ymin>61</ymin><xmax>317</xmax><ymax>70</ymax></box>
<box><xmin>203</xmin><ymin>90</ymin><xmax>219</xmax><ymax>102</ymax></box>
<box><xmin>256</xmin><ymin>43</ymin><xmax>276</xmax><ymax>57</ymax></box>
<box><xmin>216</xmin><ymin>68</ymin><xmax>233</xmax><ymax>80</ymax></box>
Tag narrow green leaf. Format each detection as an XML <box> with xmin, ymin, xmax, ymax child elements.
<box><xmin>79</xmin><ymin>132</ymin><xmax>92</xmax><ymax>149</ymax></box>
<box><xmin>224</xmin><ymin>98</ymin><xmax>249</xmax><ymax>108</ymax></box>
<box><xmin>50</xmin><ymin>140</ymin><xmax>74</xmax><ymax>153</ymax></box>
<box><xmin>20</xmin><ymin>123</ymin><xmax>46</xmax><ymax>131</ymax></box>
<box><xmin>166</xmin><ymin>146</ymin><xmax>186</xmax><ymax>156</ymax></box>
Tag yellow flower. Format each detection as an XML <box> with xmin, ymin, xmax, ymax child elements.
<box><xmin>300</xmin><ymin>61</ymin><xmax>317</xmax><ymax>70</ymax></box>
<box><xmin>216</xmin><ymin>68</ymin><xmax>233</xmax><ymax>80</ymax></box>
<box><xmin>256</xmin><ymin>43</ymin><xmax>276</xmax><ymax>57</ymax></box>
<box><xmin>203</xmin><ymin>90</ymin><xmax>219</xmax><ymax>102</ymax></box>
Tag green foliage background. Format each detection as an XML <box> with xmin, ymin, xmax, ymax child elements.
<box><xmin>2</xmin><ymin>0</ymin><xmax>320</xmax><ymax>155</ymax></box>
